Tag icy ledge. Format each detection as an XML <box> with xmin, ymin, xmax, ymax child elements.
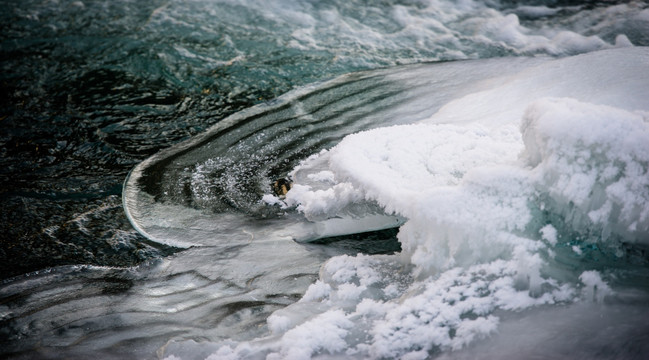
<box><xmin>176</xmin><ymin>47</ymin><xmax>649</xmax><ymax>360</ymax></box>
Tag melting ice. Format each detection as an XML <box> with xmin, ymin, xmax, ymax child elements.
<box><xmin>155</xmin><ymin>46</ymin><xmax>649</xmax><ymax>360</ymax></box>
<box><xmin>3</xmin><ymin>0</ymin><xmax>649</xmax><ymax>359</ymax></box>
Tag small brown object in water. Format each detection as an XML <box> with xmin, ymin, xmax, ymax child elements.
<box><xmin>272</xmin><ymin>178</ymin><xmax>292</xmax><ymax>197</ymax></box>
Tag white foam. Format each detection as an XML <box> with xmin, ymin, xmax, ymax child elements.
<box><xmin>147</xmin><ymin>0</ymin><xmax>645</xmax><ymax>70</ymax></box>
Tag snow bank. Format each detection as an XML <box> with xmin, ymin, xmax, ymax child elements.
<box><xmin>521</xmin><ymin>98</ymin><xmax>649</xmax><ymax>243</ymax></box>
<box><xmin>203</xmin><ymin>47</ymin><xmax>649</xmax><ymax>360</ymax></box>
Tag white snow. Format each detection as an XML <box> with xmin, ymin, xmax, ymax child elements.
<box><xmin>198</xmin><ymin>47</ymin><xmax>649</xmax><ymax>360</ymax></box>
<box><xmin>579</xmin><ymin>270</ymin><xmax>612</xmax><ymax>303</ymax></box>
<box><xmin>540</xmin><ymin>224</ymin><xmax>558</xmax><ymax>246</ymax></box>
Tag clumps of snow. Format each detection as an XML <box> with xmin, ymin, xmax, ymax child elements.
<box><xmin>540</xmin><ymin>224</ymin><xmax>558</xmax><ymax>246</ymax></box>
<box><xmin>261</xmin><ymin>193</ymin><xmax>284</xmax><ymax>206</ymax></box>
<box><xmin>366</xmin><ymin>259</ymin><xmax>571</xmax><ymax>358</ymax></box>
<box><xmin>521</xmin><ymin>98</ymin><xmax>649</xmax><ymax>243</ymax></box>
<box><xmin>258</xmin><ymin>255</ymin><xmax>575</xmax><ymax>360</ymax></box>
<box><xmin>266</xmin><ymin>310</ymin><xmax>354</xmax><ymax>360</ymax></box>
<box><xmin>306</xmin><ymin>170</ymin><xmax>335</xmax><ymax>183</ymax></box>
<box><xmin>579</xmin><ymin>270</ymin><xmax>612</xmax><ymax>303</ymax></box>
<box><xmin>283</xmin><ymin>182</ymin><xmax>363</xmax><ymax>221</ymax></box>
<box><xmin>328</xmin><ymin>123</ymin><xmax>522</xmax><ymax>214</ymax></box>
<box><xmin>261</xmin><ymin>91</ymin><xmax>645</xmax><ymax>359</ymax></box>
<box><xmin>298</xmin><ymin>280</ymin><xmax>332</xmax><ymax>303</ymax></box>
<box><xmin>262</xmin><ymin>149</ymin><xmax>367</xmax><ymax>221</ymax></box>
<box><xmin>213</xmin><ymin>48</ymin><xmax>649</xmax><ymax>360</ymax></box>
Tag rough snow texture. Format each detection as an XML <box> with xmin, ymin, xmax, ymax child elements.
<box><xmin>203</xmin><ymin>48</ymin><xmax>649</xmax><ymax>360</ymax></box>
<box><xmin>521</xmin><ymin>98</ymin><xmax>649</xmax><ymax>243</ymax></box>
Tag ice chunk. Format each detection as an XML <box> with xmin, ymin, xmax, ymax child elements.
<box><xmin>521</xmin><ymin>98</ymin><xmax>649</xmax><ymax>243</ymax></box>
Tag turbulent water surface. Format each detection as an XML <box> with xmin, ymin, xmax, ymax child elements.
<box><xmin>1</xmin><ymin>0</ymin><xmax>649</xmax><ymax>359</ymax></box>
